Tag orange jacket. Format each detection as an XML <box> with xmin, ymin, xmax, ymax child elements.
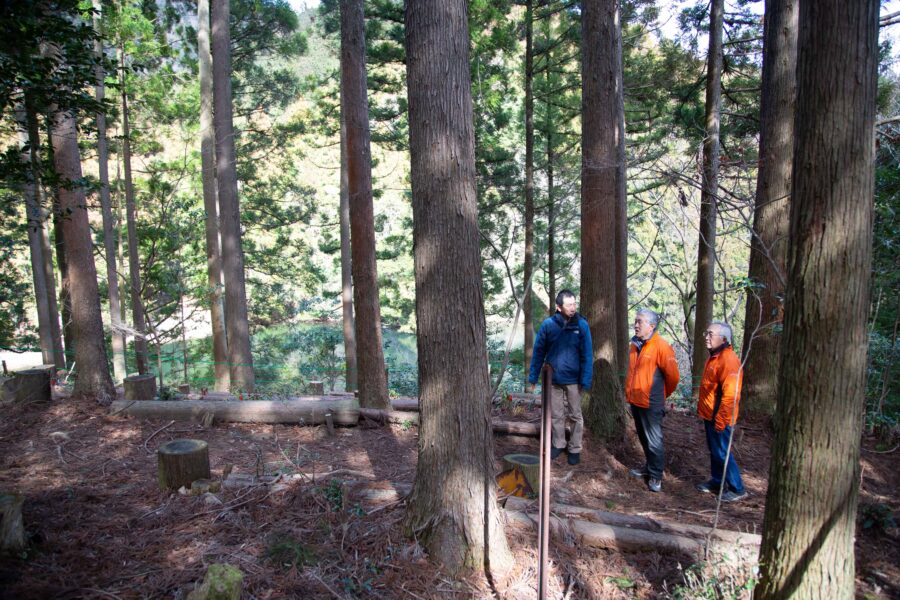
<box><xmin>625</xmin><ymin>333</ymin><xmax>680</xmax><ymax>408</ymax></box>
<box><xmin>697</xmin><ymin>346</ymin><xmax>743</xmax><ymax>431</ymax></box>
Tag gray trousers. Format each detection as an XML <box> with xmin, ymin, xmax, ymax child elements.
<box><xmin>550</xmin><ymin>384</ymin><xmax>584</xmax><ymax>454</ymax></box>
<box><xmin>630</xmin><ymin>403</ymin><xmax>665</xmax><ymax>479</ymax></box>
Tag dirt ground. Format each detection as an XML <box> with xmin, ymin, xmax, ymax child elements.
<box><xmin>0</xmin><ymin>390</ymin><xmax>896</xmax><ymax>599</ymax></box>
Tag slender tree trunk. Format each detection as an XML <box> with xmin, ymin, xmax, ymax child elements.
<box><xmin>16</xmin><ymin>105</ymin><xmax>54</xmax><ymax>368</ymax></box>
<box><xmin>119</xmin><ymin>48</ymin><xmax>149</xmax><ymax>375</ymax></box>
<box><xmin>211</xmin><ymin>0</ymin><xmax>255</xmax><ymax>392</ymax></box>
<box><xmin>340</xmin><ymin>0</ymin><xmax>389</xmax><ymax>409</ymax></box>
<box><xmin>690</xmin><ymin>0</ymin><xmax>724</xmax><ymax>395</ymax></box>
<box><xmin>739</xmin><ymin>0</ymin><xmax>797</xmax><ymax>415</ymax></box>
<box><xmin>339</xmin><ymin>93</ymin><xmax>358</xmax><ymax>392</ymax></box>
<box><xmin>523</xmin><ymin>0</ymin><xmax>535</xmax><ymax>385</ymax></box>
<box><xmin>49</xmin><ymin>109</ymin><xmax>115</xmax><ymax>403</ymax></box>
<box><xmin>94</xmin><ymin>1</ymin><xmax>126</xmax><ymax>383</ymax></box>
<box><xmin>198</xmin><ymin>0</ymin><xmax>230</xmax><ymax>392</ymax></box>
<box><xmin>47</xmin><ymin>117</ymin><xmax>73</xmax><ymax>369</ymax></box>
<box><xmin>580</xmin><ymin>0</ymin><xmax>626</xmax><ymax>441</ymax></box>
<box><xmin>548</xmin><ymin>197</ymin><xmax>555</xmax><ymax>315</ymax></box>
<box><xmin>404</xmin><ymin>0</ymin><xmax>512</xmax><ymax>574</ymax></box>
<box><xmin>756</xmin><ymin>0</ymin><xmax>878</xmax><ymax>595</ymax></box>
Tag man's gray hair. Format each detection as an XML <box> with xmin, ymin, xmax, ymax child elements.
<box><xmin>710</xmin><ymin>321</ymin><xmax>733</xmax><ymax>346</ymax></box>
<box><xmin>636</xmin><ymin>308</ymin><xmax>660</xmax><ymax>328</ymax></box>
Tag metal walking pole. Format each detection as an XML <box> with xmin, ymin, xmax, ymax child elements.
<box><xmin>538</xmin><ymin>364</ymin><xmax>553</xmax><ymax>599</ymax></box>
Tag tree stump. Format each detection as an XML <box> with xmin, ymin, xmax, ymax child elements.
<box><xmin>307</xmin><ymin>381</ymin><xmax>325</xmax><ymax>395</ymax></box>
<box><xmin>0</xmin><ymin>368</ymin><xmax>51</xmax><ymax>404</ymax></box>
<box><xmin>125</xmin><ymin>374</ymin><xmax>157</xmax><ymax>401</ymax></box>
<box><xmin>0</xmin><ymin>493</ymin><xmax>25</xmax><ymax>555</ymax></box>
<box><xmin>177</xmin><ymin>384</ymin><xmax>190</xmax><ymax>394</ymax></box>
<box><xmin>157</xmin><ymin>439</ymin><xmax>211</xmax><ymax>491</ymax></box>
<box><xmin>503</xmin><ymin>453</ymin><xmax>541</xmax><ymax>494</ymax></box>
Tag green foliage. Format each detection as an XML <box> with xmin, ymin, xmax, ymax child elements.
<box><xmin>858</xmin><ymin>502</ymin><xmax>897</xmax><ymax>533</ymax></box>
<box><xmin>667</xmin><ymin>561</ymin><xmax>757</xmax><ymax>600</ymax></box>
<box><xmin>264</xmin><ymin>533</ymin><xmax>318</xmax><ymax>570</ymax></box>
<box><xmin>0</xmin><ymin>198</ymin><xmax>34</xmax><ymax>349</ymax></box>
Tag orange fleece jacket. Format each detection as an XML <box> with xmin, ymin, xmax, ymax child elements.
<box><xmin>625</xmin><ymin>334</ymin><xmax>680</xmax><ymax>408</ymax></box>
<box><xmin>697</xmin><ymin>345</ymin><xmax>743</xmax><ymax>431</ymax></box>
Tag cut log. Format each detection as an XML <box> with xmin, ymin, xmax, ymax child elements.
<box><xmin>390</xmin><ymin>397</ymin><xmax>419</xmax><ymax>411</ymax></box>
<box><xmin>0</xmin><ymin>367</ymin><xmax>52</xmax><ymax>403</ymax></box>
<box><xmin>503</xmin><ymin>453</ymin><xmax>541</xmax><ymax>494</ymax></box>
<box><xmin>0</xmin><ymin>493</ymin><xmax>25</xmax><ymax>554</ymax></box>
<box><xmin>342</xmin><ymin>481</ymin><xmax>412</xmax><ymax>508</ymax></box>
<box><xmin>157</xmin><ymin>439</ymin><xmax>211</xmax><ymax>491</ymax></box>
<box><xmin>124</xmin><ymin>374</ymin><xmax>157</xmax><ymax>401</ymax></box>
<box><xmin>307</xmin><ymin>381</ymin><xmax>325</xmax><ymax>395</ymax></box>
<box><xmin>360</xmin><ymin>407</ymin><xmax>543</xmax><ymax>437</ymax></box>
<box><xmin>110</xmin><ymin>398</ymin><xmax>360</xmax><ymax>425</ymax></box>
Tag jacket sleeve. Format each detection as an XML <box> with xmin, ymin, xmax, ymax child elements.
<box><xmin>660</xmin><ymin>344</ymin><xmax>681</xmax><ymax>398</ymax></box>
<box><xmin>580</xmin><ymin>319</ymin><xmax>593</xmax><ymax>390</ymax></box>
<box><xmin>528</xmin><ymin>321</ymin><xmax>548</xmax><ymax>385</ymax></box>
<box><xmin>715</xmin><ymin>354</ymin><xmax>743</xmax><ymax>431</ymax></box>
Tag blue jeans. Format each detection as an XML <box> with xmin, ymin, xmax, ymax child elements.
<box><xmin>704</xmin><ymin>420</ymin><xmax>744</xmax><ymax>493</ymax></box>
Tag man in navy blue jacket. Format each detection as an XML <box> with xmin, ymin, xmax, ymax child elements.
<box><xmin>528</xmin><ymin>289</ymin><xmax>593</xmax><ymax>465</ymax></box>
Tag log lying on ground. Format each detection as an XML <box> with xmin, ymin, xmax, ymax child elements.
<box><xmin>360</xmin><ymin>407</ymin><xmax>543</xmax><ymax>437</ymax></box>
<box><xmin>0</xmin><ymin>493</ymin><xmax>25</xmax><ymax>554</ymax></box>
<box><xmin>109</xmin><ymin>398</ymin><xmax>360</xmax><ymax>425</ymax></box>
<box><xmin>0</xmin><ymin>366</ymin><xmax>53</xmax><ymax>403</ymax></box>
<box><xmin>124</xmin><ymin>374</ymin><xmax>157</xmax><ymax>401</ymax></box>
<box><xmin>505</xmin><ymin>496</ymin><xmax>760</xmax><ymax>564</ymax></box>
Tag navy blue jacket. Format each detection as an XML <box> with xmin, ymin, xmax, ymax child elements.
<box><xmin>528</xmin><ymin>312</ymin><xmax>593</xmax><ymax>389</ymax></box>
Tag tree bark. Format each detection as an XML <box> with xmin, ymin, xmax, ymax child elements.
<box><xmin>94</xmin><ymin>1</ymin><xmax>127</xmax><ymax>383</ymax></box>
<box><xmin>756</xmin><ymin>0</ymin><xmax>879</xmax><ymax>596</ymax></box>
<box><xmin>523</xmin><ymin>0</ymin><xmax>535</xmax><ymax>386</ymax></box>
<box><xmin>49</xmin><ymin>109</ymin><xmax>115</xmax><ymax>403</ymax></box>
<box><xmin>339</xmin><ymin>106</ymin><xmax>357</xmax><ymax>393</ymax></box>
<box><xmin>119</xmin><ymin>48</ymin><xmax>149</xmax><ymax>376</ymax></box>
<box><xmin>739</xmin><ymin>0</ymin><xmax>797</xmax><ymax>415</ymax></box>
<box><xmin>404</xmin><ymin>0</ymin><xmax>512</xmax><ymax>574</ymax></box>
<box><xmin>46</xmin><ymin>117</ymin><xmax>73</xmax><ymax>369</ymax></box>
<box><xmin>580</xmin><ymin>0</ymin><xmax>626</xmax><ymax>441</ymax></box>
<box><xmin>211</xmin><ymin>0</ymin><xmax>255</xmax><ymax>392</ymax></box>
<box><xmin>614</xmin><ymin>16</ymin><xmax>629</xmax><ymax>376</ymax></box>
<box><xmin>340</xmin><ymin>0</ymin><xmax>388</xmax><ymax>409</ymax></box>
<box><xmin>198</xmin><ymin>0</ymin><xmax>230</xmax><ymax>392</ymax></box>
<box><xmin>690</xmin><ymin>0</ymin><xmax>724</xmax><ymax>395</ymax></box>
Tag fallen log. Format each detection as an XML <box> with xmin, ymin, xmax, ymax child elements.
<box><xmin>109</xmin><ymin>398</ymin><xmax>360</xmax><ymax>425</ymax></box>
<box><xmin>360</xmin><ymin>408</ymin><xmax>542</xmax><ymax>437</ymax></box>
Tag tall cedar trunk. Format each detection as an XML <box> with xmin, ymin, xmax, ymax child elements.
<box><xmin>94</xmin><ymin>1</ymin><xmax>127</xmax><ymax>383</ymax></box>
<box><xmin>690</xmin><ymin>0</ymin><xmax>724</xmax><ymax>395</ymax></box>
<box><xmin>523</xmin><ymin>0</ymin><xmax>535</xmax><ymax>385</ymax></box>
<box><xmin>211</xmin><ymin>0</ymin><xmax>255</xmax><ymax>391</ymax></box>
<box><xmin>198</xmin><ymin>0</ymin><xmax>230</xmax><ymax>392</ymax></box>
<box><xmin>581</xmin><ymin>0</ymin><xmax>626</xmax><ymax>441</ymax></box>
<box><xmin>120</xmin><ymin>49</ymin><xmax>149</xmax><ymax>375</ymax></box>
<box><xmin>47</xmin><ymin>118</ymin><xmax>74</xmax><ymax>369</ymax></box>
<box><xmin>756</xmin><ymin>0</ymin><xmax>878</xmax><ymax>595</ymax></box>
<box><xmin>340</xmin><ymin>0</ymin><xmax>389</xmax><ymax>409</ymax></box>
<box><xmin>16</xmin><ymin>106</ymin><xmax>55</xmax><ymax>368</ymax></box>
<box><xmin>548</xmin><ymin>197</ymin><xmax>555</xmax><ymax>314</ymax></box>
<box><xmin>739</xmin><ymin>0</ymin><xmax>797</xmax><ymax>414</ymax></box>
<box><xmin>403</xmin><ymin>0</ymin><xmax>513</xmax><ymax>574</ymax></box>
<box><xmin>544</xmin><ymin>47</ymin><xmax>555</xmax><ymax>314</ymax></box>
<box><xmin>49</xmin><ymin>109</ymin><xmax>115</xmax><ymax>403</ymax></box>
<box><xmin>339</xmin><ymin>96</ymin><xmax>358</xmax><ymax>392</ymax></box>
<box><xmin>614</xmin><ymin>18</ymin><xmax>628</xmax><ymax>377</ymax></box>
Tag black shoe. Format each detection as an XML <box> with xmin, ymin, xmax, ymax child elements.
<box><xmin>721</xmin><ymin>490</ymin><xmax>748</xmax><ymax>503</ymax></box>
<box><xmin>550</xmin><ymin>447</ymin><xmax>564</xmax><ymax>460</ymax></box>
<box><xmin>567</xmin><ymin>452</ymin><xmax>580</xmax><ymax>466</ymax></box>
<box><xmin>648</xmin><ymin>478</ymin><xmax>662</xmax><ymax>493</ymax></box>
<box><xmin>629</xmin><ymin>467</ymin><xmax>649</xmax><ymax>479</ymax></box>
<box><xmin>696</xmin><ymin>480</ymin><xmax>720</xmax><ymax>494</ymax></box>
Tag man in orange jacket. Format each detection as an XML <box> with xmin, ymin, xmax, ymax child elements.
<box><xmin>625</xmin><ymin>309</ymin><xmax>680</xmax><ymax>492</ymax></box>
<box><xmin>696</xmin><ymin>321</ymin><xmax>747</xmax><ymax>502</ymax></box>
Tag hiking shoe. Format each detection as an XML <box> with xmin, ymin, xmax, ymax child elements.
<box><xmin>721</xmin><ymin>490</ymin><xmax>748</xmax><ymax>503</ymax></box>
<box><xmin>648</xmin><ymin>478</ymin><xmax>662</xmax><ymax>493</ymax></box>
<box><xmin>629</xmin><ymin>467</ymin><xmax>648</xmax><ymax>479</ymax></box>
<box><xmin>550</xmin><ymin>447</ymin><xmax>565</xmax><ymax>460</ymax></box>
<box><xmin>567</xmin><ymin>452</ymin><xmax>580</xmax><ymax>466</ymax></box>
<box><xmin>696</xmin><ymin>480</ymin><xmax>720</xmax><ymax>494</ymax></box>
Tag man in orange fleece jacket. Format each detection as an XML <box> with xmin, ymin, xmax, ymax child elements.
<box><xmin>625</xmin><ymin>309</ymin><xmax>680</xmax><ymax>492</ymax></box>
<box><xmin>695</xmin><ymin>321</ymin><xmax>747</xmax><ymax>502</ymax></box>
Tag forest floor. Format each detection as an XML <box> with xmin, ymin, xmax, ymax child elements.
<box><xmin>0</xmin><ymin>389</ymin><xmax>897</xmax><ymax>599</ymax></box>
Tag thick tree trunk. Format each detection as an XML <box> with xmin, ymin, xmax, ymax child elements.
<box><xmin>198</xmin><ymin>0</ymin><xmax>230</xmax><ymax>392</ymax></box>
<box><xmin>49</xmin><ymin>109</ymin><xmax>115</xmax><ymax>403</ymax></box>
<box><xmin>615</xmin><ymin>19</ymin><xmax>629</xmax><ymax>377</ymax></box>
<box><xmin>690</xmin><ymin>0</ymin><xmax>724</xmax><ymax>395</ymax></box>
<box><xmin>523</xmin><ymin>0</ymin><xmax>535</xmax><ymax>386</ymax></box>
<box><xmin>580</xmin><ymin>0</ymin><xmax>626</xmax><ymax>441</ymax></box>
<box><xmin>739</xmin><ymin>0</ymin><xmax>797</xmax><ymax>415</ymax></box>
<box><xmin>340</xmin><ymin>0</ymin><xmax>388</xmax><ymax>409</ymax></box>
<box><xmin>46</xmin><ymin>117</ymin><xmax>73</xmax><ymax>369</ymax></box>
<box><xmin>339</xmin><ymin>105</ymin><xmax>357</xmax><ymax>392</ymax></box>
<box><xmin>404</xmin><ymin>0</ymin><xmax>512</xmax><ymax>574</ymax></box>
<box><xmin>756</xmin><ymin>0</ymin><xmax>878</xmax><ymax>596</ymax></box>
<box><xmin>211</xmin><ymin>0</ymin><xmax>255</xmax><ymax>392</ymax></box>
<box><xmin>119</xmin><ymin>49</ymin><xmax>149</xmax><ymax>375</ymax></box>
<box><xmin>94</xmin><ymin>2</ymin><xmax>126</xmax><ymax>383</ymax></box>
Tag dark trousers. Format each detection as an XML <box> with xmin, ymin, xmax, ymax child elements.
<box><xmin>704</xmin><ymin>420</ymin><xmax>745</xmax><ymax>493</ymax></box>
<box><xmin>630</xmin><ymin>404</ymin><xmax>665</xmax><ymax>479</ymax></box>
